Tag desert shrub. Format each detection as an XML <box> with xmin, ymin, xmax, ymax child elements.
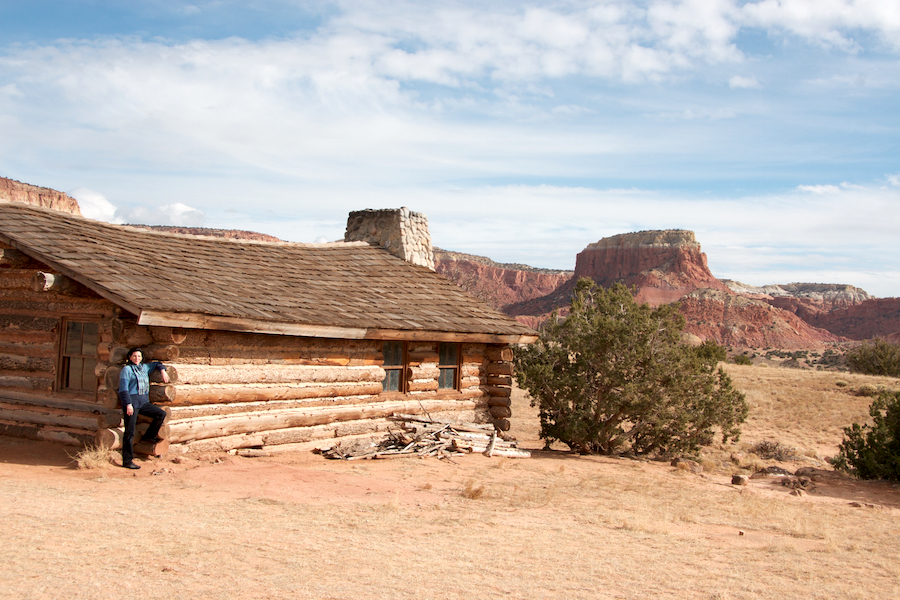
<box><xmin>749</xmin><ymin>440</ymin><xmax>796</xmax><ymax>461</ymax></box>
<box><xmin>732</xmin><ymin>355</ymin><xmax>753</xmax><ymax>366</ymax></box>
<box><xmin>856</xmin><ymin>383</ymin><xmax>881</xmax><ymax>397</ymax></box>
<box><xmin>847</xmin><ymin>339</ymin><xmax>900</xmax><ymax>377</ymax></box>
<box><xmin>514</xmin><ymin>279</ymin><xmax>748</xmax><ymax>456</ymax></box>
<box><xmin>72</xmin><ymin>443</ymin><xmax>114</xmax><ymax>469</ymax></box>
<box><xmin>834</xmin><ymin>380</ymin><xmax>849</xmax><ymax>388</ymax></box>
<box><xmin>833</xmin><ymin>390</ymin><xmax>900</xmax><ymax>480</ymax></box>
<box><xmin>695</xmin><ymin>339</ymin><xmax>727</xmax><ymax>363</ymax></box>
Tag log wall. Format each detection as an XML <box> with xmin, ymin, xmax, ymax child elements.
<box><xmin>1</xmin><ymin>241</ymin><xmax>518</xmax><ymax>452</ymax></box>
<box><xmin>0</xmin><ymin>243</ymin><xmax>120</xmax><ymax>445</ymax></box>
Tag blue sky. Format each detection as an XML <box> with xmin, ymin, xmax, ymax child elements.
<box><xmin>1</xmin><ymin>0</ymin><xmax>898</xmax><ymax>296</ymax></box>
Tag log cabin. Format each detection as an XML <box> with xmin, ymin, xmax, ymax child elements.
<box><xmin>0</xmin><ymin>194</ymin><xmax>536</xmax><ymax>455</ymax></box>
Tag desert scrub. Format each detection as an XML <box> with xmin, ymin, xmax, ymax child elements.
<box><xmin>856</xmin><ymin>383</ymin><xmax>881</xmax><ymax>397</ymax></box>
<box><xmin>72</xmin><ymin>444</ymin><xmax>114</xmax><ymax>470</ymax></box>
<box><xmin>833</xmin><ymin>390</ymin><xmax>900</xmax><ymax>480</ymax></box>
<box><xmin>749</xmin><ymin>440</ymin><xmax>797</xmax><ymax>461</ymax></box>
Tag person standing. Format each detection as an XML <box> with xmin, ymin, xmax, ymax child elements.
<box><xmin>118</xmin><ymin>347</ymin><xmax>169</xmax><ymax>469</ymax></box>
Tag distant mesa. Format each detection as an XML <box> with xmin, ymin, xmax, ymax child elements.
<box><xmin>0</xmin><ymin>177</ymin><xmax>81</xmax><ymax>215</ymax></box>
<box><xmin>137</xmin><ymin>225</ymin><xmax>283</xmax><ymax>243</ymax></box>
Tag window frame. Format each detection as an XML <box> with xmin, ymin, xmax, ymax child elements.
<box><xmin>437</xmin><ymin>342</ymin><xmax>461</xmax><ymax>391</ymax></box>
<box><xmin>381</xmin><ymin>340</ymin><xmax>408</xmax><ymax>393</ymax></box>
<box><xmin>57</xmin><ymin>317</ymin><xmax>100</xmax><ymax>394</ymax></box>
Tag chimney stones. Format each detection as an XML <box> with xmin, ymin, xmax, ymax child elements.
<box><xmin>344</xmin><ymin>207</ymin><xmax>435</xmax><ymax>270</ymax></box>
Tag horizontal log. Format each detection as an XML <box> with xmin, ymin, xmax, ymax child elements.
<box><xmin>486</xmin><ymin>362</ymin><xmax>513</xmax><ymax>376</ymax></box>
<box><xmin>169</xmin><ymin>363</ymin><xmax>384</xmax><ymax>386</ymax></box>
<box><xmin>485</xmin><ymin>385</ymin><xmax>511</xmax><ymax>398</ymax></box>
<box><xmin>0</xmin><ymin>373</ymin><xmax>54</xmax><ymax>391</ymax></box>
<box><xmin>111</xmin><ymin>319</ymin><xmax>153</xmax><ymax>346</ymax></box>
<box><xmin>489</xmin><ymin>405</ymin><xmax>512</xmax><ymax>419</ymax></box>
<box><xmin>0</xmin><ymin>405</ymin><xmax>100</xmax><ymax>431</ymax></box>
<box><xmin>0</xmin><ymin>353</ymin><xmax>55</xmax><ymax>373</ymax></box>
<box><xmin>487</xmin><ymin>396</ymin><xmax>511</xmax><ymax>408</ymax></box>
<box><xmin>0</xmin><ymin>342</ymin><xmax>55</xmax><ymax>359</ymax></box>
<box><xmin>486</xmin><ymin>375</ymin><xmax>512</xmax><ymax>386</ymax></box>
<box><xmin>0</xmin><ymin>248</ymin><xmax>33</xmax><ymax>268</ymax></box>
<box><xmin>149</xmin><ymin>326</ymin><xmax>188</xmax><ymax>345</ymax></box>
<box><xmin>150</xmin><ymin>385</ymin><xmax>177</xmax><ymax>403</ymax></box>
<box><xmin>96</xmin><ymin>426</ymin><xmax>170</xmax><ymax>454</ymax></box>
<box><xmin>0</xmin><ymin>330</ymin><xmax>55</xmax><ymax>345</ymax></box>
<box><xmin>459</xmin><ymin>377</ymin><xmax>485</xmax><ymax>390</ymax></box>
<box><xmin>492</xmin><ymin>417</ymin><xmax>511</xmax><ymax>431</ymax></box>
<box><xmin>408</xmin><ymin>365</ymin><xmax>439</xmax><ymax>380</ymax></box>
<box><xmin>167</xmin><ymin>398</ymin><xmax>482</xmax><ymax>444</ymax></box>
<box><xmin>407</xmin><ymin>351</ymin><xmax>439</xmax><ymax>365</ymax></box>
<box><xmin>32</xmin><ymin>272</ymin><xmax>78</xmax><ymax>294</ymax></box>
<box><xmin>485</xmin><ymin>347</ymin><xmax>514</xmax><ymax>362</ymax></box>
<box><xmin>461</xmin><ymin>365</ymin><xmax>485</xmax><ymax>377</ymax></box>
<box><xmin>408</xmin><ymin>379</ymin><xmax>439</xmax><ymax>392</ymax></box>
<box><xmin>0</xmin><ymin>420</ymin><xmax>94</xmax><ymax>446</ymax></box>
<box><xmin>165</xmin><ymin>381</ymin><xmax>383</xmax><ymax>406</ymax></box>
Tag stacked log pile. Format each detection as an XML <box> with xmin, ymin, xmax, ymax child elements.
<box><xmin>320</xmin><ymin>414</ymin><xmax>530</xmax><ymax>459</ymax></box>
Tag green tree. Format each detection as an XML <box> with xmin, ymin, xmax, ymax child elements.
<box><xmin>847</xmin><ymin>339</ymin><xmax>900</xmax><ymax>377</ymax></box>
<box><xmin>833</xmin><ymin>390</ymin><xmax>900</xmax><ymax>480</ymax></box>
<box><xmin>514</xmin><ymin>279</ymin><xmax>748</xmax><ymax>456</ymax></box>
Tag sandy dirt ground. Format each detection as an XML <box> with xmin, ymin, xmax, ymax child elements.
<box><xmin>2</xmin><ymin>374</ymin><xmax>900</xmax><ymax>600</ymax></box>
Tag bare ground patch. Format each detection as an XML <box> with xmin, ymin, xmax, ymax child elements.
<box><xmin>2</xmin><ymin>367</ymin><xmax>900</xmax><ymax>599</ymax></box>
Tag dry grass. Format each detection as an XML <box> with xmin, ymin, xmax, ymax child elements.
<box><xmin>70</xmin><ymin>442</ymin><xmax>115</xmax><ymax>470</ymax></box>
<box><xmin>2</xmin><ymin>365</ymin><xmax>899</xmax><ymax>600</ymax></box>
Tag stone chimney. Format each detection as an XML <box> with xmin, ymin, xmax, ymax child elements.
<box><xmin>344</xmin><ymin>207</ymin><xmax>435</xmax><ymax>270</ymax></box>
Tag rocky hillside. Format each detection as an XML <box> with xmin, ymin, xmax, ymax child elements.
<box><xmin>802</xmin><ymin>298</ymin><xmax>900</xmax><ymax>341</ymax></box>
<box><xmin>433</xmin><ymin>248</ymin><xmax>572</xmax><ymax>312</ymax></box>
<box><xmin>0</xmin><ymin>177</ymin><xmax>81</xmax><ymax>215</ymax></box>
<box><xmin>679</xmin><ymin>289</ymin><xmax>846</xmax><ymax>349</ymax></box>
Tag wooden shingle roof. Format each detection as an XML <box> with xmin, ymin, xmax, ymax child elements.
<box><xmin>0</xmin><ymin>201</ymin><xmax>537</xmax><ymax>343</ymax></box>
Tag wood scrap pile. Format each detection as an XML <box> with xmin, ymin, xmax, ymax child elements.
<box><xmin>319</xmin><ymin>414</ymin><xmax>531</xmax><ymax>460</ymax></box>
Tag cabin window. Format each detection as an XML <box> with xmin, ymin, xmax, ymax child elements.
<box><xmin>438</xmin><ymin>342</ymin><xmax>460</xmax><ymax>390</ymax></box>
<box><xmin>60</xmin><ymin>320</ymin><xmax>99</xmax><ymax>392</ymax></box>
<box><xmin>382</xmin><ymin>341</ymin><xmax>407</xmax><ymax>392</ymax></box>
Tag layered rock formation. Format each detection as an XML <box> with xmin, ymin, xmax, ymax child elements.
<box><xmin>723</xmin><ymin>281</ymin><xmax>873</xmax><ymax>321</ymax></box>
<box><xmin>679</xmin><ymin>289</ymin><xmax>846</xmax><ymax>349</ymax></box>
<box><xmin>434</xmin><ymin>249</ymin><xmax>572</xmax><ymax>312</ymax></box>
<box><xmin>804</xmin><ymin>298</ymin><xmax>900</xmax><ymax>341</ymax></box>
<box><xmin>573</xmin><ymin>230</ymin><xmax>731</xmax><ymax>306</ymax></box>
<box><xmin>0</xmin><ymin>177</ymin><xmax>81</xmax><ymax>215</ymax></box>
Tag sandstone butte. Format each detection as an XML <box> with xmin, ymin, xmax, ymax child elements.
<box><xmin>3</xmin><ymin>175</ymin><xmax>897</xmax><ymax>349</ymax></box>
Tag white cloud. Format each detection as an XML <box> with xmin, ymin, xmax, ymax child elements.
<box><xmin>887</xmin><ymin>174</ymin><xmax>900</xmax><ymax>187</ymax></box>
<box><xmin>728</xmin><ymin>75</ymin><xmax>760</xmax><ymax>89</ymax></box>
<box><xmin>117</xmin><ymin>203</ymin><xmax>205</xmax><ymax>227</ymax></box>
<box><xmin>67</xmin><ymin>187</ymin><xmax>122</xmax><ymax>223</ymax></box>
<box><xmin>797</xmin><ymin>184</ymin><xmax>840</xmax><ymax>194</ymax></box>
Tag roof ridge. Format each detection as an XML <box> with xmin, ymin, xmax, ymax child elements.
<box><xmin>0</xmin><ymin>200</ymin><xmax>368</xmax><ymax>248</ymax></box>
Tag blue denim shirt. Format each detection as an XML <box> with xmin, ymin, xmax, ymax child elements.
<box><xmin>118</xmin><ymin>362</ymin><xmax>165</xmax><ymax>409</ymax></box>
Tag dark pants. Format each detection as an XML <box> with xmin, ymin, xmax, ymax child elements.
<box><xmin>122</xmin><ymin>397</ymin><xmax>167</xmax><ymax>465</ymax></box>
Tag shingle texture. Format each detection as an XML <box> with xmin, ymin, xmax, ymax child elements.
<box><xmin>0</xmin><ymin>201</ymin><xmax>535</xmax><ymax>339</ymax></box>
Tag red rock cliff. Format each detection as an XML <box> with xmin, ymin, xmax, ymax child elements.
<box><xmin>573</xmin><ymin>230</ymin><xmax>730</xmax><ymax>306</ymax></box>
<box><xmin>0</xmin><ymin>177</ymin><xmax>81</xmax><ymax>215</ymax></box>
<box><xmin>434</xmin><ymin>249</ymin><xmax>572</xmax><ymax>312</ymax></box>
